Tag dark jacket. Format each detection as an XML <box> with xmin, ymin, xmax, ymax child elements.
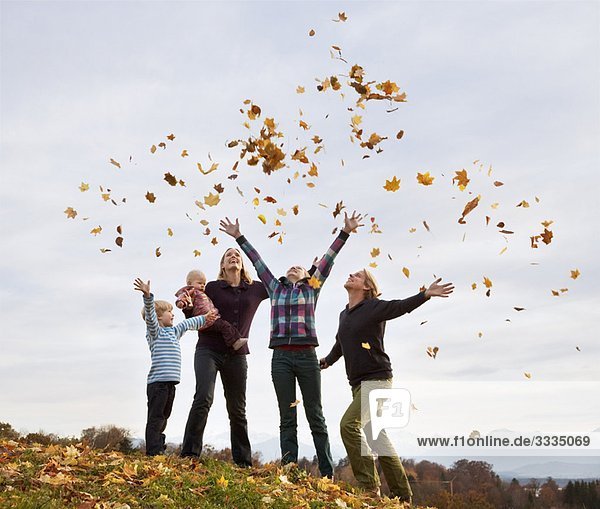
<box><xmin>324</xmin><ymin>292</ymin><xmax>428</xmax><ymax>387</ymax></box>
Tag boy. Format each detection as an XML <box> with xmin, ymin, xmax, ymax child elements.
<box><xmin>175</xmin><ymin>269</ymin><xmax>248</xmax><ymax>351</ymax></box>
<box><xmin>134</xmin><ymin>277</ymin><xmax>217</xmax><ymax>456</ymax></box>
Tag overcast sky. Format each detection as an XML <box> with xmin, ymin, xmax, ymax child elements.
<box><xmin>1</xmin><ymin>1</ymin><xmax>599</xmax><ymax>465</ymax></box>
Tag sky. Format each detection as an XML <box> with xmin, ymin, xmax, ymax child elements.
<box><xmin>1</xmin><ymin>0</ymin><xmax>599</xmax><ymax>470</ymax></box>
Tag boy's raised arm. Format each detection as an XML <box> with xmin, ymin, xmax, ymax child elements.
<box><xmin>173</xmin><ymin>309</ymin><xmax>219</xmax><ymax>339</ymax></box>
<box><xmin>134</xmin><ymin>278</ymin><xmax>159</xmax><ymax>340</ymax></box>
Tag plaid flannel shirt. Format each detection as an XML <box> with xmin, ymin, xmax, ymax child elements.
<box><xmin>236</xmin><ymin>230</ymin><xmax>350</xmax><ymax>347</ymax></box>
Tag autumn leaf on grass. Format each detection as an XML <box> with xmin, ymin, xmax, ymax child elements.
<box><xmin>402</xmin><ymin>267</ymin><xmax>410</xmax><ymax>278</ymax></box>
<box><xmin>452</xmin><ymin>169</ymin><xmax>470</xmax><ymax>190</ymax></box>
<box><xmin>426</xmin><ymin>346</ymin><xmax>439</xmax><ymax>359</ymax></box>
<box><xmin>370</xmin><ymin>248</ymin><xmax>380</xmax><ymax>258</ymax></box>
<box><xmin>216</xmin><ymin>475</ymin><xmax>228</xmax><ymax>489</ymax></box>
<box><xmin>308</xmin><ymin>276</ymin><xmax>321</xmax><ymax>289</ymax></box>
<box><xmin>383</xmin><ymin>176</ymin><xmax>400</xmax><ymax>192</ymax></box>
<box><xmin>90</xmin><ymin>226</ymin><xmax>102</xmax><ymax>235</ymax></box>
<box><xmin>361</xmin><ymin>342</ymin><xmax>371</xmax><ymax>350</ymax></box>
<box><xmin>64</xmin><ymin>207</ymin><xmax>78</xmax><ymax>219</ymax></box>
<box><xmin>109</xmin><ymin>158</ymin><xmax>121</xmax><ymax>168</ymax></box>
<box><xmin>289</xmin><ymin>400</ymin><xmax>301</xmax><ymax>408</ymax></box>
<box><xmin>571</xmin><ymin>269</ymin><xmax>580</xmax><ymax>279</ymax></box>
<box><xmin>79</xmin><ymin>182</ymin><xmax>89</xmax><ymax>192</ymax></box>
<box><xmin>458</xmin><ymin>195</ymin><xmax>480</xmax><ymax>224</ymax></box>
<box><xmin>416</xmin><ymin>172</ymin><xmax>435</xmax><ymax>186</ymax></box>
<box><xmin>197</xmin><ymin>162</ymin><xmax>219</xmax><ymax>175</ymax></box>
<box><xmin>145</xmin><ymin>192</ymin><xmax>156</xmax><ymax>203</ymax></box>
<box><xmin>204</xmin><ymin>192</ymin><xmax>221</xmax><ymax>207</ymax></box>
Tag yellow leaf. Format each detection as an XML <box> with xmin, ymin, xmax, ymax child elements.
<box><xmin>64</xmin><ymin>207</ymin><xmax>77</xmax><ymax>219</ymax></box>
<box><xmin>308</xmin><ymin>163</ymin><xmax>318</xmax><ymax>177</ymax></box>
<box><xmin>277</xmin><ymin>208</ymin><xmax>287</xmax><ymax>216</ymax></box>
<box><xmin>361</xmin><ymin>342</ymin><xmax>371</xmax><ymax>350</ymax></box>
<box><xmin>101</xmin><ymin>193</ymin><xmax>110</xmax><ymax>202</ymax></box>
<box><xmin>408</xmin><ymin>227</ymin><xmax>416</xmax><ymax>233</ymax></box>
<box><xmin>79</xmin><ymin>182</ymin><xmax>89</xmax><ymax>192</ymax></box>
<box><xmin>252</xmin><ymin>197</ymin><xmax>259</xmax><ymax>207</ymax></box>
<box><xmin>570</xmin><ymin>269</ymin><xmax>580</xmax><ymax>279</ymax></box>
<box><xmin>524</xmin><ymin>372</ymin><xmax>532</xmax><ymax>379</ymax></box>
<box><xmin>452</xmin><ymin>169</ymin><xmax>470</xmax><ymax>190</ymax></box>
<box><xmin>150</xmin><ymin>145</ymin><xmax>157</xmax><ymax>154</ymax></box>
<box><xmin>517</xmin><ymin>200</ymin><xmax>530</xmax><ymax>208</ymax></box>
<box><xmin>499</xmin><ymin>247</ymin><xmax>507</xmax><ymax>255</ymax></box>
<box><xmin>483</xmin><ymin>277</ymin><xmax>492</xmax><ymax>288</ymax></box>
<box><xmin>197</xmin><ymin>162</ymin><xmax>219</xmax><ymax>175</ymax></box>
<box><xmin>155</xmin><ymin>247</ymin><xmax>161</xmax><ymax>257</ymax></box>
<box><xmin>167</xmin><ymin>228</ymin><xmax>173</xmax><ymax>237</ymax></box>
<box><xmin>369</xmin><ymin>262</ymin><xmax>378</xmax><ymax>268</ymax></box>
<box><xmin>471</xmin><ymin>283</ymin><xmax>477</xmax><ymax>290</ymax></box>
<box><xmin>370</xmin><ymin>248</ymin><xmax>380</xmax><ymax>258</ymax></box>
<box><xmin>351</xmin><ymin>114</ymin><xmax>362</xmax><ymax>127</ymax></box>
<box><xmin>90</xmin><ymin>226</ymin><xmax>102</xmax><ymax>235</ymax></box>
<box><xmin>308</xmin><ymin>276</ymin><xmax>321</xmax><ymax>289</ymax></box>
<box><xmin>296</xmin><ymin>86</ymin><xmax>305</xmax><ymax>94</ymax></box>
<box><xmin>216</xmin><ymin>475</ymin><xmax>228</xmax><ymax>489</ymax></box>
<box><xmin>491</xmin><ymin>202</ymin><xmax>499</xmax><ymax>209</ymax></box>
<box><xmin>193</xmin><ymin>250</ymin><xmax>201</xmax><ymax>257</ymax></box>
<box><xmin>109</xmin><ymin>158</ymin><xmax>121</xmax><ymax>168</ymax></box>
<box><xmin>402</xmin><ymin>267</ymin><xmax>410</xmax><ymax>278</ymax></box>
<box><xmin>257</xmin><ymin>214</ymin><xmax>267</xmax><ymax>224</ymax></box>
<box><xmin>289</xmin><ymin>400</ymin><xmax>301</xmax><ymax>408</ymax></box>
<box><xmin>416</xmin><ymin>171</ymin><xmax>435</xmax><ymax>186</ymax></box>
<box><xmin>383</xmin><ymin>176</ymin><xmax>401</xmax><ymax>192</ymax></box>
<box><xmin>181</xmin><ymin>150</ymin><xmax>189</xmax><ymax>157</ymax></box>
<box><xmin>275</xmin><ymin>219</ymin><xmax>282</xmax><ymax>226</ymax></box>
<box><xmin>204</xmin><ymin>192</ymin><xmax>221</xmax><ymax>207</ymax></box>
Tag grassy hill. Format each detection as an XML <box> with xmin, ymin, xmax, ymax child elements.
<box><xmin>0</xmin><ymin>439</ymin><xmax>434</xmax><ymax>508</ymax></box>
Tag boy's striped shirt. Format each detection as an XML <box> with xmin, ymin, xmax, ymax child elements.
<box><xmin>236</xmin><ymin>230</ymin><xmax>349</xmax><ymax>347</ymax></box>
<box><xmin>143</xmin><ymin>294</ymin><xmax>205</xmax><ymax>384</ymax></box>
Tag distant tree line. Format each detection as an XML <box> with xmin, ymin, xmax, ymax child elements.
<box><xmin>2</xmin><ymin>422</ymin><xmax>598</xmax><ymax>508</ymax></box>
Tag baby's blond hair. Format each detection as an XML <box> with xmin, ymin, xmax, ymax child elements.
<box><xmin>186</xmin><ymin>269</ymin><xmax>206</xmax><ymax>285</ymax></box>
<box><xmin>141</xmin><ymin>300</ymin><xmax>173</xmax><ymax>320</ymax></box>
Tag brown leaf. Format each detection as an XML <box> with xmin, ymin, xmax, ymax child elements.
<box><xmin>145</xmin><ymin>192</ymin><xmax>156</xmax><ymax>203</ymax></box>
<box><xmin>115</xmin><ymin>237</ymin><xmax>123</xmax><ymax>247</ymax></box>
<box><xmin>109</xmin><ymin>158</ymin><xmax>121</xmax><ymax>168</ymax></box>
<box><xmin>155</xmin><ymin>247</ymin><xmax>161</xmax><ymax>257</ymax></box>
<box><xmin>309</xmin><ymin>29</ymin><xmax>315</xmax><ymax>36</ymax></box>
<box><xmin>64</xmin><ymin>207</ymin><xmax>78</xmax><ymax>219</ymax></box>
<box><xmin>164</xmin><ymin>173</ymin><xmax>177</xmax><ymax>186</ymax></box>
<box><xmin>166</xmin><ymin>133</ymin><xmax>175</xmax><ymax>141</ymax></box>
<box><xmin>396</xmin><ymin>130</ymin><xmax>404</xmax><ymax>140</ymax></box>
<box><xmin>333</xmin><ymin>201</ymin><xmax>345</xmax><ymax>218</ymax></box>
<box><xmin>458</xmin><ymin>195</ymin><xmax>480</xmax><ymax>224</ymax></box>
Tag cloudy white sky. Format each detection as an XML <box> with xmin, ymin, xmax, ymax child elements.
<box><xmin>1</xmin><ymin>0</ymin><xmax>599</xmax><ymax>467</ymax></box>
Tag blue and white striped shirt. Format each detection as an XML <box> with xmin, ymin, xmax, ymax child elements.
<box><xmin>143</xmin><ymin>294</ymin><xmax>205</xmax><ymax>384</ymax></box>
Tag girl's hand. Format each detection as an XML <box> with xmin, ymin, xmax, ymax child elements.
<box><xmin>134</xmin><ymin>278</ymin><xmax>151</xmax><ymax>297</ymax></box>
<box><xmin>219</xmin><ymin>217</ymin><xmax>242</xmax><ymax>239</ymax></box>
<box><xmin>342</xmin><ymin>211</ymin><xmax>365</xmax><ymax>234</ymax></box>
<box><xmin>424</xmin><ymin>278</ymin><xmax>455</xmax><ymax>299</ymax></box>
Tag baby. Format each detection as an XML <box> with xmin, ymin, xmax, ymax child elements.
<box><xmin>175</xmin><ymin>269</ymin><xmax>248</xmax><ymax>351</ymax></box>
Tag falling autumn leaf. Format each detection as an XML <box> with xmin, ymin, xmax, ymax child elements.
<box><xmin>483</xmin><ymin>277</ymin><xmax>493</xmax><ymax>288</ymax></box>
<box><xmin>79</xmin><ymin>182</ymin><xmax>89</xmax><ymax>192</ymax></box>
<box><xmin>370</xmin><ymin>248</ymin><xmax>380</xmax><ymax>258</ymax></box>
<box><xmin>181</xmin><ymin>150</ymin><xmax>189</xmax><ymax>157</ymax></box>
<box><xmin>493</xmin><ymin>181</ymin><xmax>504</xmax><ymax>187</ymax></box>
<box><xmin>514</xmin><ymin>307</ymin><xmax>525</xmax><ymax>311</ymax></box>
<box><xmin>426</xmin><ymin>346</ymin><xmax>439</xmax><ymax>359</ymax></box>
<box><xmin>333</xmin><ymin>201</ymin><xmax>345</xmax><ymax>218</ymax></box>
<box><xmin>458</xmin><ymin>195</ymin><xmax>480</xmax><ymax>224</ymax></box>
<box><xmin>164</xmin><ymin>173</ymin><xmax>178</xmax><ymax>186</ymax></box>
<box><xmin>155</xmin><ymin>247</ymin><xmax>161</xmax><ymax>257</ymax></box>
<box><xmin>402</xmin><ymin>267</ymin><xmax>410</xmax><ymax>278</ymax></box>
<box><xmin>115</xmin><ymin>237</ymin><xmax>123</xmax><ymax>247</ymax></box>
<box><xmin>416</xmin><ymin>172</ymin><xmax>435</xmax><ymax>186</ymax></box>
<box><xmin>570</xmin><ymin>269</ymin><xmax>580</xmax><ymax>279</ymax></box>
<box><xmin>257</xmin><ymin>214</ymin><xmax>267</xmax><ymax>224</ymax></box>
<box><xmin>296</xmin><ymin>86</ymin><xmax>305</xmax><ymax>94</ymax></box>
<box><xmin>289</xmin><ymin>400</ymin><xmax>301</xmax><ymax>408</ymax></box>
<box><xmin>307</xmin><ymin>276</ymin><xmax>322</xmax><ymax>289</ymax></box>
<box><xmin>204</xmin><ymin>192</ymin><xmax>221</xmax><ymax>207</ymax></box>
<box><xmin>361</xmin><ymin>342</ymin><xmax>371</xmax><ymax>350</ymax></box>
<box><xmin>541</xmin><ymin>228</ymin><xmax>553</xmax><ymax>245</ymax></box>
<box><xmin>64</xmin><ymin>207</ymin><xmax>77</xmax><ymax>219</ymax></box>
<box><xmin>150</xmin><ymin>145</ymin><xmax>157</xmax><ymax>154</ymax></box>
<box><xmin>158</xmin><ymin>142</ymin><xmax>166</xmax><ymax>149</ymax></box>
<box><xmin>452</xmin><ymin>169</ymin><xmax>470</xmax><ymax>190</ymax></box>
<box><xmin>396</xmin><ymin>130</ymin><xmax>404</xmax><ymax>140</ymax></box>
<box><xmin>336</xmin><ymin>11</ymin><xmax>348</xmax><ymax>22</ymax></box>
<box><xmin>100</xmin><ymin>248</ymin><xmax>111</xmax><ymax>253</ymax></box>
<box><xmin>90</xmin><ymin>226</ymin><xmax>102</xmax><ymax>236</ymax></box>
<box><xmin>369</xmin><ymin>262</ymin><xmax>377</xmax><ymax>268</ymax></box>
<box><xmin>167</xmin><ymin>228</ymin><xmax>173</xmax><ymax>237</ymax></box>
<box><xmin>292</xmin><ymin>205</ymin><xmax>299</xmax><ymax>215</ymax></box>
<box><xmin>145</xmin><ymin>192</ymin><xmax>156</xmax><ymax>203</ymax></box>
<box><xmin>193</xmin><ymin>250</ymin><xmax>201</xmax><ymax>257</ymax></box>
<box><xmin>517</xmin><ymin>200</ymin><xmax>530</xmax><ymax>208</ymax></box>
<box><xmin>383</xmin><ymin>176</ymin><xmax>401</xmax><ymax>192</ymax></box>
<box><xmin>423</xmin><ymin>220</ymin><xmax>430</xmax><ymax>232</ymax></box>
<box><xmin>524</xmin><ymin>372</ymin><xmax>532</xmax><ymax>379</ymax></box>
<box><xmin>197</xmin><ymin>162</ymin><xmax>219</xmax><ymax>175</ymax></box>
<box><xmin>166</xmin><ymin>133</ymin><xmax>175</xmax><ymax>141</ymax></box>
<box><xmin>309</xmin><ymin>29</ymin><xmax>315</xmax><ymax>36</ymax></box>
<box><xmin>109</xmin><ymin>158</ymin><xmax>121</xmax><ymax>168</ymax></box>
<box><xmin>211</xmin><ymin>237</ymin><xmax>218</xmax><ymax>246</ymax></box>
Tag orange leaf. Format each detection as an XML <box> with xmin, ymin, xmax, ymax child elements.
<box><xmin>370</xmin><ymin>248</ymin><xmax>380</xmax><ymax>258</ymax></box>
<box><xmin>416</xmin><ymin>171</ymin><xmax>435</xmax><ymax>186</ymax></box>
<box><xmin>383</xmin><ymin>176</ymin><xmax>401</xmax><ymax>192</ymax></box>
<box><xmin>570</xmin><ymin>269</ymin><xmax>580</xmax><ymax>279</ymax></box>
<box><xmin>64</xmin><ymin>207</ymin><xmax>77</xmax><ymax>219</ymax></box>
<box><xmin>458</xmin><ymin>195</ymin><xmax>480</xmax><ymax>224</ymax></box>
<box><xmin>308</xmin><ymin>276</ymin><xmax>321</xmax><ymax>289</ymax></box>
<box><xmin>79</xmin><ymin>182</ymin><xmax>89</xmax><ymax>192</ymax></box>
<box><xmin>90</xmin><ymin>226</ymin><xmax>102</xmax><ymax>235</ymax></box>
<box><xmin>145</xmin><ymin>192</ymin><xmax>156</xmax><ymax>203</ymax></box>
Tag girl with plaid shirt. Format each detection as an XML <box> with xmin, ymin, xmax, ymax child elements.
<box><xmin>220</xmin><ymin>212</ymin><xmax>363</xmax><ymax>478</ymax></box>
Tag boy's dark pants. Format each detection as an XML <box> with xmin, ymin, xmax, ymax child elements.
<box><xmin>146</xmin><ymin>381</ymin><xmax>176</xmax><ymax>455</ymax></box>
<box><xmin>209</xmin><ymin>318</ymin><xmax>241</xmax><ymax>348</ymax></box>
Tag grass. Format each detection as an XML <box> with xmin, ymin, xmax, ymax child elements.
<box><xmin>0</xmin><ymin>439</ymin><xmax>434</xmax><ymax>508</ymax></box>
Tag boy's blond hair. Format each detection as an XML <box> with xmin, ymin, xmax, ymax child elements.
<box><xmin>141</xmin><ymin>300</ymin><xmax>173</xmax><ymax>320</ymax></box>
<box><xmin>217</xmin><ymin>248</ymin><xmax>254</xmax><ymax>284</ymax></box>
<box><xmin>186</xmin><ymin>269</ymin><xmax>206</xmax><ymax>285</ymax></box>
<box><xmin>362</xmin><ymin>269</ymin><xmax>382</xmax><ymax>300</ymax></box>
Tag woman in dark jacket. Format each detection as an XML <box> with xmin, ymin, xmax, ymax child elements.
<box><xmin>321</xmin><ymin>269</ymin><xmax>453</xmax><ymax>501</ymax></box>
<box><xmin>180</xmin><ymin>248</ymin><xmax>268</xmax><ymax>465</ymax></box>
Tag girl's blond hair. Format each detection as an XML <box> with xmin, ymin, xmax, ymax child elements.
<box><xmin>141</xmin><ymin>300</ymin><xmax>173</xmax><ymax>320</ymax></box>
<box><xmin>186</xmin><ymin>269</ymin><xmax>206</xmax><ymax>285</ymax></box>
<box><xmin>217</xmin><ymin>248</ymin><xmax>254</xmax><ymax>284</ymax></box>
<box><xmin>362</xmin><ymin>269</ymin><xmax>382</xmax><ymax>299</ymax></box>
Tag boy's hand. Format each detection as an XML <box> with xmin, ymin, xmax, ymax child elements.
<box><xmin>204</xmin><ymin>309</ymin><xmax>219</xmax><ymax>323</ymax></box>
<box><xmin>134</xmin><ymin>278</ymin><xmax>151</xmax><ymax>297</ymax></box>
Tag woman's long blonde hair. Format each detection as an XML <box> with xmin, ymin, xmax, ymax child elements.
<box><xmin>217</xmin><ymin>248</ymin><xmax>254</xmax><ymax>284</ymax></box>
<box><xmin>362</xmin><ymin>269</ymin><xmax>382</xmax><ymax>299</ymax></box>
